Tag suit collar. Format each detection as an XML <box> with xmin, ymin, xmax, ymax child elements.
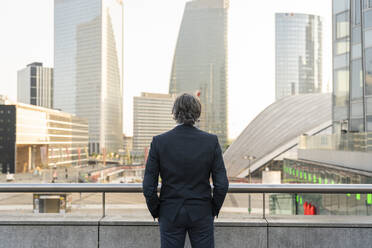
<box><xmin>174</xmin><ymin>123</ymin><xmax>196</xmax><ymax>130</ymax></box>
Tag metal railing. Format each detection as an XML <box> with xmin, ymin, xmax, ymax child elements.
<box><xmin>1</xmin><ymin>183</ymin><xmax>372</xmax><ymax>218</ymax></box>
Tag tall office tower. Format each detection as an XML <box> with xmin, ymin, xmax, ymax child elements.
<box><xmin>275</xmin><ymin>13</ymin><xmax>323</xmax><ymax>100</ymax></box>
<box><xmin>333</xmin><ymin>0</ymin><xmax>372</xmax><ymax>132</ymax></box>
<box><xmin>169</xmin><ymin>0</ymin><xmax>229</xmax><ymax>147</ymax></box>
<box><xmin>54</xmin><ymin>0</ymin><xmax>123</xmax><ymax>154</ymax></box>
<box><xmin>17</xmin><ymin>62</ymin><xmax>53</xmax><ymax>109</ymax></box>
<box><xmin>133</xmin><ymin>93</ymin><xmax>176</xmax><ymax>155</ymax></box>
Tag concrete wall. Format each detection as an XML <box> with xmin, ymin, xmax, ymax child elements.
<box><xmin>0</xmin><ymin>215</ymin><xmax>371</xmax><ymax>248</ymax></box>
<box><xmin>0</xmin><ymin>215</ymin><xmax>99</xmax><ymax>248</ymax></box>
<box><xmin>298</xmin><ymin>149</ymin><xmax>372</xmax><ymax>172</ymax></box>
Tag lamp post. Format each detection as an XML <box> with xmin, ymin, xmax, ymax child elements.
<box><xmin>243</xmin><ymin>155</ymin><xmax>256</xmax><ymax>214</ymax></box>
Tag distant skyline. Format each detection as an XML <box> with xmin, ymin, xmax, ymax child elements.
<box><xmin>0</xmin><ymin>0</ymin><xmax>332</xmax><ymax>139</ymax></box>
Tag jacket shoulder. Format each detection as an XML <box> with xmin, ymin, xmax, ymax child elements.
<box><xmin>153</xmin><ymin>129</ymin><xmax>174</xmax><ymax>139</ymax></box>
<box><xmin>196</xmin><ymin>129</ymin><xmax>218</xmax><ymax>140</ymax></box>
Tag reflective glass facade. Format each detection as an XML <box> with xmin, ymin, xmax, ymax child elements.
<box><xmin>275</xmin><ymin>13</ymin><xmax>323</xmax><ymax>100</ymax></box>
<box><xmin>0</xmin><ymin>102</ymin><xmax>88</xmax><ymax>174</ymax></box>
<box><xmin>54</xmin><ymin>0</ymin><xmax>123</xmax><ymax>154</ymax></box>
<box><xmin>275</xmin><ymin>159</ymin><xmax>372</xmax><ymax>216</ymax></box>
<box><xmin>169</xmin><ymin>0</ymin><xmax>229</xmax><ymax>147</ymax></box>
<box><xmin>333</xmin><ymin>0</ymin><xmax>372</xmax><ymax>132</ymax></box>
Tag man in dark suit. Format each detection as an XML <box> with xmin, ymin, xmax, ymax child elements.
<box><xmin>143</xmin><ymin>93</ymin><xmax>229</xmax><ymax>248</ymax></box>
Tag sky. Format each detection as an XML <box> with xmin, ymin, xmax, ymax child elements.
<box><xmin>0</xmin><ymin>0</ymin><xmax>332</xmax><ymax>139</ymax></box>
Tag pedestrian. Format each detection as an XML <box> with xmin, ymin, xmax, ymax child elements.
<box><xmin>143</xmin><ymin>93</ymin><xmax>229</xmax><ymax>248</ymax></box>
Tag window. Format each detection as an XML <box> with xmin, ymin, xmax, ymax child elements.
<box><xmin>351</xmin><ymin>59</ymin><xmax>363</xmax><ymax>99</ymax></box>
<box><xmin>367</xmin><ymin>116</ymin><xmax>372</xmax><ymax>131</ymax></box>
<box><xmin>31</xmin><ymin>78</ymin><xmax>36</xmax><ymax>87</ymax></box>
<box><xmin>352</xmin><ymin>26</ymin><xmax>361</xmax><ymax>44</ymax></box>
<box><xmin>31</xmin><ymin>88</ymin><xmax>36</xmax><ymax>98</ymax></box>
<box><xmin>336</xmin><ymin>12</ymin><xmax>350</xmax><ymax>39</ymax></box>
<box><xmin>354</xmin><ymin>0</ymin><xmax>361</xmax><ymax>25</ymax></box>
<box><xmin>352</xmin><ymin>43</ymin><xmax>361</xmax><ymax>58</ymax></box>
<box><xmin>30</xmin><ymin>67</ymin><xmax>36</xmax><ymax>77</ymax></box>
<box><xmin>336</xmin><ymin>39</ymin><xmax>350</xmax><ymax>55</ymax></box>
<box><xmin>364</xmin><ymin>9</ymin><xmax>372</xmax><ymax>28</ymax></box>
<box><xmin>365</xmin><ymin>29</ymin><xmax>372</xmax><ymax>48</ymax></box>
<box><xmin>334</xmin><ymin>69</ymin><xmax>350</xmax><ymax>106</ymax></box>
<box><xmin>365</xmin><ymin>48</ymin><xmax>372</xmax><ymax>95</ymax></box>
<box><xmin>367</xmin><ymin>97</ymin><xmax>372</xmax><ymax>114</ymax></box>
<box><xmin>351</xmin><ymin>102</ymin><xmax>364</xmax><ymax>117</ymax></box>
<box><xmin>334</xmin><ymin>54</ymin><xmax>349</xmax><ymax>69</ymax></box>
<box><xmin>350</xmin><ymin>118</ymin><xmax>364</xmax><ymax>132</ymax></box>
<box><xmin>334</xmin><ymin>0</ymin><xmax>350</xmax><ymax>13</ymax></box>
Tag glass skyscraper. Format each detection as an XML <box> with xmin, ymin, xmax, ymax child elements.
<box><xmin>169</xmin><ymin>0</ymin><xmax>229</xmax><ymax>147</ymax></box>
<box><xmin>275</xmin><ymin>13</ymin><xmax>323</xmax><ymax>100</ymax></box>
<box><xmin>54</xmin><ymin>0</ymin><xmax>123</xmax><ymax>154</ymax></box>
<box><xmin>332</xmin><ymin>0</ymin><xmax>372</xmax><ymax>133</ymax></box>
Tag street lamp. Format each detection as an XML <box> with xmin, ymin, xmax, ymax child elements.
<box><xmin>243</xmin><ymin>155</ymin><xmax>256</xmax><ymax>214</ymax></box>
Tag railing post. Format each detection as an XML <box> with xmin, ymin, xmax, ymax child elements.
<box><xmin>263</xmin><ymin>193</ymin><xmax>265</xmax><ymax>219</ymax></box>
<box><xmin>102</xmin><ymin>192</ymin><xmax>106</xmax><ymax>217</ymax></box>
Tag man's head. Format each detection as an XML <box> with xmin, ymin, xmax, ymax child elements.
<box><xmin>172</xmin><ymin>93</ymin><xmax>201</xmax><ymax>125</ymax></box>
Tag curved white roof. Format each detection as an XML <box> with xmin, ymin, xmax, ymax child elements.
<box><xmin>224</xmin><ymin>93</ymin><xmax>332</xmax><ymax>178</ymax></box>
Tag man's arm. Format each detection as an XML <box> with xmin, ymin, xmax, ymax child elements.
<box><xmin>142</xmin><ymin>137</ymin><xmax>160</xmax><ymax>219</ymax></box>
<box><xmin>211</xmin><ymin>136</ymin><xmax>229</xmax><ymax>217</ymax></box>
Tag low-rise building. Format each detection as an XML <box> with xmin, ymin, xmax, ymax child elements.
<box><xmin>133</xmin><ymin>93</ymin><xmax>176</xmax><ymax>156</ymax></box>
<box><xmin>0</xmin><ymin>96</ymin><xmax>88</xmax><ymax>173</ymax></box>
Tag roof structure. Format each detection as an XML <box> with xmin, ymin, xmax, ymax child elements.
<box><xmin>224</xmin><ymin>93</ymin><xmax>332</xmax><ymax>178</ymax></box>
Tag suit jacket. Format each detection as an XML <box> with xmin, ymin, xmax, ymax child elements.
<box><xmin>142</xmin><ymin>124</ymin><xmax>229</xmax><ymax>222</ymax></box>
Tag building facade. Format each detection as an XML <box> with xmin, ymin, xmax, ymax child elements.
<box><xmin>133</xmin><ymin>93</ymin><xmax>176</xmax><ymax>155</ymax></box>
<box><xmin>123</xmin><ymin>135</ymin><xmax>133</xmax><ymax>154</ymax></box>
<box><xmin>0</xmin><ymin>96</ymin><xmax>88</xmax><ymax>174</ymax></box>
<box><xmin>169</xmin><ymin>0</ymin><xmax>229</xmax><ymax>147</ymax></box>
<box><xmin>54</xmin><ymin>0</ymin><xmax>123</xmax><ymax>154</ymax></box>
<box><xmin>17</xmin><ymin>62</ymin><xmax>53</xmax><ymax>109</ymax></box>
<box><xmin>332</xmin><ymin>0</ymin><xmax>372</xmax><ymax>132</ymax></box>
<box><xmin>276</xmin><ymin>13</ymin><xmax>323</xmax><ymax>100</ymax></box>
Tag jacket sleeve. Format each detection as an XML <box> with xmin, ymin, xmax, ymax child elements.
<box><xmin>142</xmin><ymin>137</ymin><xmax>160</xmax><ymax>219</ymax></box>
<box><xmin>211</xmin><ymin>136</ymin><xmax>229</xmax><ymax>217</ymax></box>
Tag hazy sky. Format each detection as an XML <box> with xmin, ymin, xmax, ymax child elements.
<box><xmin>0</xmin><ymin>0</ymin><xmax>332</xmax><ymax>139</ymax></box>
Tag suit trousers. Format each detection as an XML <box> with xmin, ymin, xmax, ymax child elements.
<box><xmin>159</xmin><ymin>206</ymin><xmax>214</xmax><ymax>248</ymax></box>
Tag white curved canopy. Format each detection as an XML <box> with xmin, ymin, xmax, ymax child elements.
<box><xmin>224</xmin><ymin>93</ymin><xmax>332</xmax><ymax>178</ymax></box>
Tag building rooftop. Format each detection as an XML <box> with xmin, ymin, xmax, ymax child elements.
<box><xmin>139</xmin><ymin>92</ymin><xmax>175</xmax><ymax>99</ymax></box>
<box><xmin>26</xmin><ymin>62</ymin><xmax>43</xmax><ymax>67</ymax></box>
<box><xmin>224</xmin><ymin>93</ymin><xmax>332</xmax><ymax>178</ymax></box>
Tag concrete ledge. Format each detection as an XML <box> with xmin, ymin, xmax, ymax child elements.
<box><xmin>0</xmin><ymin>215</ymin><xmax>99</xmax><ymax>248</ymax></box>
<box><xmin>0</xmin><ymin>215</ymin><xmax>371</xmax><ymax>247</ymax></box>
<box><xmin>100</xmin><ymin>216</ymin><xmax>267</xmax><ymax>227</ymax></box>
<box><xmin>0</xmin><ymin>214</ymin><xmax>101</xmax><ymax>225</ymax></box>
<box><xmin>99</xmin><ymin>216</ymin><xmax>267</xmax><ymax>248</ymax></box>
<box><xmin>266</xmin><ymin>216</ymin><xmax>372</xmax><ymax>227</ymax></box>
<box><xmin>267</xmin><ymin>216</ymin><xmax>372</xmax><ymax>248</ymax></box>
